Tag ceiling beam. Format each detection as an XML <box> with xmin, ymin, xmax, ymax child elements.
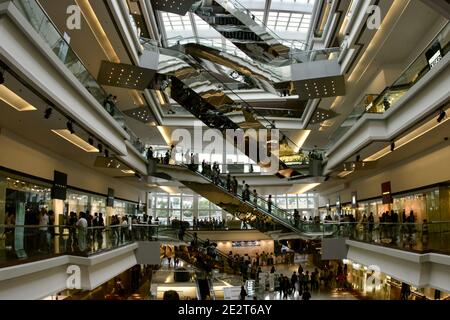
<box><xmin>188</xmin><ymin>12</ymin><xmax>199</xmax><ymax>40</ymax></box>
<box><xmin>262</xmin><ymin>0</ymin><xmax>271</xmax><ymax>25</ymax></box>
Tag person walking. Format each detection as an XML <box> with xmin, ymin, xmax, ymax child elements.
<box><xmin>302</xmin><ymin>287</ymin><xmax>311</xmax><ymax>300</ymax></box>
<box><xmin>240</xmin><ymin>285</ymin><xmax>247</xmax><ymax>300</ymax></box>
<box><xmin>291</xmin><ymin>271</ymin><xmax>298</xmax><ymax>295</ymax></box>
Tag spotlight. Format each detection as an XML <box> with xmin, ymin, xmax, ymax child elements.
<box><xmin>88</xmin><ymin>137</ymin><xmax>94</xmax><ymax>146</ymax></box>
<box><xmin>437</xmin><ymin>109</ymin><xmax>446</xmax><ymax>123</ymax></box>
<box><xmin>98</xmin><ymin>143</ymin><xmax>103</xmax><ymax>153</ymax></box>
<box><xmin>44</xmin><ymin>107</ymin><xmax>52</xmax><ymax>119</ymax></box>
<box><xmin>0</xmin><ymin>70</ymin><xmax>4</xmax><ymax>85</ymax></box>
<box><xmin>66</xmin><ymin>120</ymin><xmax>74</xmax><ymax>134</ymax></box>
<box><xmin>104</xmin><ymin>149</ymin><xmax>109</xmax><ymax>158</ymax></box>
<box><xmin>390</xmin><ymin>141</ymin><xmax>395</xmax><ymax>152</ymax></box>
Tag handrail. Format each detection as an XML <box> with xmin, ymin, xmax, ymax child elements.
<box><xmin>212</xmin><ymin>0</ymin><xmax>308</xmax><ymax>54</ymax></box>
<box><xmin>174</xmin><ymin>163</ymin><xmax>303</xmax><ymax>233</ymax></box>
<box><xmin>330</xmin><ymin>22</ymin><xmax>450</xmax><ymax>147</ymax></box>
<box><xmin>11</xmin><ymin>0</ymin><xmax>147</xmax><ymax>155</ymax></box>
<box><xmin>144</xmin><ymin>38</ymin><xmax>302</xmax><ymax>155</ymax></box>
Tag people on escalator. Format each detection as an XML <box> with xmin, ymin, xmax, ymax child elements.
<box><xmin>293</xmin><ymin>209</ymin><xmax>300</xmax><ymax>227</ymax></box>
<box><xmin>226</xmin><ymin>174</ymin><xmax>232</xmax><ymax>192</ymax></box>
<box><xmin>242</xmin><ymin>184</ymin><xmax>250</xmax><ymax>202</ymax></box>
<box><xmin>164</xmin><ymin>150</ymin><xmax>170</xmax><ymax>165</ymax></box>
<box><xmin>252</xmin><ymin>189</ymin><xmax>258</xmax><ymax>205</ymax></box>
<box><xmin>232</xmin><ymin>177</ymin><xmax>238</xmax><ymax>195</ymax></box>
<box><xmin>268</xmin><ymin>195</ymin><xmax>273</xmax><ymax>213</ymax></box>
<box><xmin>146</xmin><ymin>146</ymin><xmax>153</xmax><ymax>160</ymax></box>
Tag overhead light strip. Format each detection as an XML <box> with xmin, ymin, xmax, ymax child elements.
<box><xmin>52</xmin><ymin>129</ymin><xmax>100</xmax><ymax>153</ymax></box>
<box><xmin>295</xmin><ymin>130</ymin><xmax>311</xmax><ymax>152</ymax></box>
<box><xmin>75</xmin><ymin>0</ymin><xmax>120</xmax><ymax>63</ymax></box>
<box><xmin>0</xmin><ymin>85</ymin><xmax>37</xmax><ymax>111</ymax></box>
<box><xmin>364</xmin><ymin>106</ymin><xmax>449</xmax><ymax>162</ymax></box>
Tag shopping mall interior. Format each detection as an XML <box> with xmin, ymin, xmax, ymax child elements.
<box><xmin>0</xmin><ymin>0</ymin><xmax>449</xmax><ymax>301</ymax></box>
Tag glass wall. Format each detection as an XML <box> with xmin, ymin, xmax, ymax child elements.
<box><xmin>356</xmin><ymin>186</ymin><xmax>448</xmax><ymax>223</ymax></box>
<box><xmin>114</xmin><ymin>200</ymin><xmax>137</xmax><ymax>218</ymax></box>
<box><xmin>65</xmin><ymin>190</ymin><xmax>106</xmax><ymax>217</ymax></box>
<box><xmin>150</xmin><ymin>192</ymin><xmax>223</xmax><ymax>226</ymax></box>
<box><xmin>0</xmin><ymin>172</ymin><xmax>53</xmax><ymax>231</ymax></box>
<box><xmin>264</xmin><ymin>193</ymin><xmax>317</xmax><ymax>219</ymax></box>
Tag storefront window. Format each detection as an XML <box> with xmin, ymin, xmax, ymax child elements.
<box><xmin>0</xmin><ymin>174</ymin><xmax>52</xmax><ymax>232</ymax></box>
<box><xmin>65</xmin><ymin>190</ymin><xmax>106</xmax><ymax>217</ymax></box>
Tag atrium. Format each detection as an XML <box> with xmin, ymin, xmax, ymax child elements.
<box><xmin>0</xmin><ymin>0</ymin><xmax>449</xmax><ymax>302</ymax></box>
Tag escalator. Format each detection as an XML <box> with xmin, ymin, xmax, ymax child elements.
<box><xmin>149</xmin><ymin>41</ymin><xmax>304</xmax><ymax>178</ymax></box>
<box><xmin>195</xmin><ymin>273</ymin><xmax>213</xmax><ymax>300</ymax></box>
<box><xmin>190</xmin><ymin>0</ymin><xmax>293</xmax><ymax>65</ymax></box>
<box><xmin>150</xmin><ymin>161</ymin><xmax>325</xmax><ymax>240</ymax></box>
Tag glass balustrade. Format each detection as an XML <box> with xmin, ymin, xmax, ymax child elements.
<box><xmin>321</xmin><ymin>221</ymin><xmax>450</xmax><ymax>254</ymax></box>
<box><xmin>11</xmin><ymin>0</ymin><xmax>146</xmax><ymax>155</ymax></box>
<box><xmin>168</xmin><ymin>162</ymin><xmax>309</xmax><ymax>233</ymax></box>
<box><xmin>331</xmin><ymin>22</ymin><xmax>449</xmax><ymax>146</ymax></box>
<box><xmin>0</xmin><ymin>224</ymin><xmax>160</xmax><ymax>267</ymax></box>
<box><xmin>143</xmin><ymin>38</ymin><xmax>302</xmax><ymax>159</ymax></box>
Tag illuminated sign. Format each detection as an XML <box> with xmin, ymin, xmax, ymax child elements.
<box><xmin>232</xmin><ymin>241</ymin><xmax>260</xmax><ymax>247</ymax></box>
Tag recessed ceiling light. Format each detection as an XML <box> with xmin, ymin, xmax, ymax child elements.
<box><xmin>52</xmin><ymin>129</ymin><xmax>100</xmax><ymax>153</ymax></box>
<box><xmin>0</xmin><ymin>85</ymin><xmax>37</xmax><ymax>111</ymax></box>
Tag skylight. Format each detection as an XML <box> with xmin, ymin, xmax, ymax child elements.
<box><xmin>160</xmin><ymin>12</ymin><xmax>192</xmax><ymax>31</ymax></box>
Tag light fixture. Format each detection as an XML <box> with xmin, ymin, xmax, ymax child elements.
<box><xmin>52</xmin><ymin>129</ymin><xmax>100</xmax><ymax>152</ymax></box>
<box><xmin>44</xmin><ymin>107</ymin><xmax>52</xmax><ymax>119</ymax></box>
<box><xmin>66</xmin><ymin>120</ymin><xmax>75</xmax><ymax>134</ymax></box>
<box><xmin>0</xmin><ymin>85</ymin><xmax>37</xmax><ymax>111</ymax></box>
<box><xmin>437</xmin><ymin>109</ymin><xmax>446</xmax><ymax>123</ymax></box>
<box><xmin>121</xmin><ymin>169</ymin><xmax>135</xmax><ymax>174</ymax></box>
<box><xmin>364</xmin><ymin>106</ymin><xmax>450</xmax><ymax>162</ymax></box>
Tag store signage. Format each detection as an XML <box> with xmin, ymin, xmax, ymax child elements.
<box><xmin>351</xmin><ymin>191</ymin><xmax>357</xmax><ymax>208</ymax></box>
<box><xmin>381</xmin><ymin>181</ymin><xmax>393</xmax><ymax>204</ymax></box>
<box><xmin>51</xmin><ymin>170</ymin><xmax>67</xmax><ymax>200</ymax></box>
<box><xmin>107</xmin><ymin>188</ymin><xmax>114</xmax><ymax>207</ymax></box>
<box><xmin>426</xmin><ymin>42</ymin><xmax>442</xmax><ymax>69</ymax></box>
<box><xmin>232</xmin><ymin>240</ymin><xmax>260</xmax><ymax>247</ymax></box>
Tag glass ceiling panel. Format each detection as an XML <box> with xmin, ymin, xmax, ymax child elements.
<box><xmin>161</xmin><ymin>12</ymin><xmax>192</xmax><ymax>31</ymax></box>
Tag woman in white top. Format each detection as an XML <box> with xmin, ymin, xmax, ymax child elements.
<box><xmin>76</xmin><ymin>212</ymin><xmax>88</xmax><ymax>252</ymax></box>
